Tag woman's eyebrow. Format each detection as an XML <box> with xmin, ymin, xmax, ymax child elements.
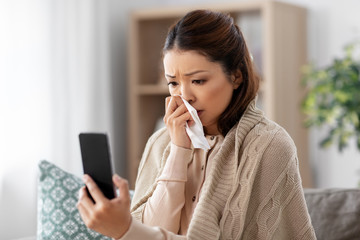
<box><xmin>184</xmin><ymin>70</ymin><xmax>208</xmax><ymax>76</ymax></box>
<box><xmin>165</xmin><ymin>70</ymin><xmax>208</xmax><ymax>78</ymax></box>
<box><xmin>165</xmin><ymin>74</ymin><xmax>176</xmax><ymax>78</ymax></box>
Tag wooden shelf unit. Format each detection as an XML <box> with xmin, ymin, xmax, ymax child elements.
<box><xmin>127</xmin><ymin>1</ymin><xmax>313</xmax><ymax>188</ymax></box>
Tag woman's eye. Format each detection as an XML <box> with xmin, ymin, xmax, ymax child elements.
<box><xmin>192</xmin><ymin>79</ymin><xmax>205</xmax><ymax>85</ymax></box>
<box><xmin>167</xmin><ymin>81</ymin><xmax>178</xmax><ymax>87</ymax></box>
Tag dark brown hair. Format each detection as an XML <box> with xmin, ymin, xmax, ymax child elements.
<box><xmin>163</xmin><ymin>10</ymin><xmax>260</xmax><ymax>136</ymax></box>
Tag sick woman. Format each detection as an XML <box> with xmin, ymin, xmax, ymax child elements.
<box><xmin>77</xmin><ymin>9</ymin><xmax>316</xmax><ymax>240</ymax></box>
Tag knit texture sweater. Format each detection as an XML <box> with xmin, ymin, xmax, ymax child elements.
<box><xmin>130</xmin><ymin>100</ymin><xmax>316</xmax><ymax>239</ymax></box>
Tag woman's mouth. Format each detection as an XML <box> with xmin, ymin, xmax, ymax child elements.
<box><xmin>196</xmin><ymin>110</ymin><xmax>203</xmax><ymax>117</ymax></box>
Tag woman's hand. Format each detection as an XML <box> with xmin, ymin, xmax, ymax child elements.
<box><xmin>164</xmin><ymin>96</ymin><xmax>193</xmax><ymax>149</ymax></box>
<box><xmin>77</xmin><ymin>174</ymin><xmax>132</xmax><ymax>239</ymax></box>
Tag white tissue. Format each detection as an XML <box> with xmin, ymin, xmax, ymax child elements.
<box><xmin>181</xmin><ymin>97</ymin><xmax>211</xmax><ymax>150</ymax></box>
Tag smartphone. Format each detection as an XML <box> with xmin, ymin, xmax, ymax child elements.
<box><xmin>79</xmin><ymin>133</ymin><xmax>116</xmax><ymax>201</ymax></box>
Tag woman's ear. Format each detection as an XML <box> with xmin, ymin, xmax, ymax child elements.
<box><xmin>231</xmin><ymin>70</ymin><xmax>242</xmax><ymax>89</ymax></box>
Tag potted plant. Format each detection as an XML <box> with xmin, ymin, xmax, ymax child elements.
<box><xmin>301</xmin><ymin>43</ymin><xmax>360</xmax><ymax>151</ymax></box>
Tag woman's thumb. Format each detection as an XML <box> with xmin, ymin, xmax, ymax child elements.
<box><xmin>113</xmin><ymin>174</ymin><xmax>129</xmax><ymax>195</ymax></box>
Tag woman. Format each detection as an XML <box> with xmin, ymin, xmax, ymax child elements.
<box><xmin>77</xmin><ymin>10</ymin><xmax>316</xmax><ymax>239</ymax></box>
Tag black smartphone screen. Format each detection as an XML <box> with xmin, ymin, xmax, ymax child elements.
<box><xmin>79</xmin><ymin>133</ymin><xmax>115</xmax><ymax>200</ymax></box>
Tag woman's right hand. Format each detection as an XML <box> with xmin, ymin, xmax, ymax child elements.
<box><xmin>77</xmin><ymin>174</ymin><xmax>132</xmax><ymax>239</ymax></box>
<box><xmin>163</xmin><ymin>96</ymin><xmax>193</xmax><ymax>149</ymax></box>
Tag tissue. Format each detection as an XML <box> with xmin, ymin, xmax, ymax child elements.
<box><xmin>181</xmin><ymin>98</ymin><xmax>211</xmax><ymax>150</ymax></box>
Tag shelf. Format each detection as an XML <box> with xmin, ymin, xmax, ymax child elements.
<box><xmin>131</xmin><ymin>1</ymin><xmax>264</xmax><ymax>20</ymax></box>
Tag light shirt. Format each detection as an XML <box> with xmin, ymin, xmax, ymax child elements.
<box><xmin>119</xmin><ymin>135</ymin><xmax>223</xmax><ymax>239</ymax></box>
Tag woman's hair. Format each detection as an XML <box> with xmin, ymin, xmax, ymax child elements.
<box><xmin>163</xmin><ymin>9</ymin><xmax>260</xmax><ymax>136</ymax></box>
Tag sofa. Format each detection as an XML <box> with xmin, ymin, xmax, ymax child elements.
<box><xmin>19</xmin><ymin>161</ymin><xmax>360</xmax><ymax>240</ymax></box>
<box><xmin>303</xmin><ymin>188</ymin><xmax>360</xmax><ymax>240</ymax></box>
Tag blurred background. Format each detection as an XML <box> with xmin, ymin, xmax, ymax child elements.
<box><xmin>1</xmin><ymin>0</ymin><xmax>360</xmax><ymax>239</ymax></box>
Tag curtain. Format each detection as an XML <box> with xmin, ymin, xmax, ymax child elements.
<box><xmin>0</xmin><ymin>0</ymin><xmax>112</xmax><ymax>238</ymax></box>
<box><xmin>50</xmin><ymin>0</ymin><xmax>112</xmax><ymax>175</ymax></box>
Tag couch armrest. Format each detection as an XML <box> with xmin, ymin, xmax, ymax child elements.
<box><xmin>304</xmin><ymin>188</ymin><xmax>360</xmax><ymax>240</ymax></box>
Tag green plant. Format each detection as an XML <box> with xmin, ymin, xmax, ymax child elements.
<box><xmin>302</xmin><ymin>43</ymin><xmax>360</xmax><ymax>151</ymax></box>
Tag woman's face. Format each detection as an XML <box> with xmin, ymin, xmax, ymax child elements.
<box><xmin>163</xmin><ymin>50</ymin><xmax>238</xmax><ymax>135</ymax></box>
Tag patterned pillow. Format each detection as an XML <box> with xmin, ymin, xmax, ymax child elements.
<box><xmin>37</xmin><ymin>160</ymin><xmax>111</xmax><ymax>240</ymax></box>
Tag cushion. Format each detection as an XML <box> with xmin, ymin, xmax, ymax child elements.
<box><xmin>37</xmin><ymin>160</ymin><xmax>111</xmax><ymax>240</ymax></box>
<box><xmin>304</xmin><ymin>188</ymin><xmax>360</xmax><ymax>240</ymax></box>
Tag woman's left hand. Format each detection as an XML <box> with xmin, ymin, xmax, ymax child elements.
<box><xmin>77</xmin><ymin>174</ymin><xmax>132</xmax><ymax>239</ymax></box>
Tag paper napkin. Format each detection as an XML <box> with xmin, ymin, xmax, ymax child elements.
<box><xmin>181</xmin><ymin>97</ymin><xmax>210</xmax><ymax>150</ymax></box>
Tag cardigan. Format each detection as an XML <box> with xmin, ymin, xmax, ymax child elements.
<box><xmin>130</xmin><ymin>100</ymin><xmax>316</xmax><ymax>239</ymax></box>
<box><xmin>141</xmin><ymin>135</ymin><xmax>224</xmax><ymax>235</ymax></box>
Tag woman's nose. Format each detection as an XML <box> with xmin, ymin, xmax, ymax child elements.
<box><xmin>180</xmin><ymin>85</ymin><xmax>195</xmax><ymax>103</ymax></box>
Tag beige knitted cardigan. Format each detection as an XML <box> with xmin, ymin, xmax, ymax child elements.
<box><xmin>130</xmin><ymin>100</ymin><xmax>316</xmax><ymax>240</ymax></box>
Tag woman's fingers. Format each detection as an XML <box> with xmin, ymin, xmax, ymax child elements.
<box><xmin>83</xmin><ymin>174</ymin><xmax>106</xmax><ymax>203</ymax></box>
<box><xmin>77</xmin><ymin>186</ymin><xmax>94</xmax><ymax>227</ymax></box>
<box><xmin>112</xmin><ymin>175</ymin><xmax>130</xmax><ymax>201</ymax></box>
<box><xmin>187</xmin><ymin>119</ymin><xmax>195</xmax><ymax>127</ymax></box>
<box><xmin>165</xmin><ymin>96</ymin><xmax>171</xmax><ymax>112</ymax></box>
<box><xmin>77</xmin><ymin>187</ymin><xmax>91</xmax><ymax>218</ymax></box>
<box><xmin>165</xmin><ymin>95</ymin><xmax>185</xmax><ymax>115</ymax></box>
<box><xmin>165</xmin><ymin>96</ymin><xmax>194</xmax><ymax>125</ymax></box>
<box><xmin>169</xmin><ymin>109</ymin><xmax>192</xmax><ymax>127</ymax></box>
<box><xmin>78</xmin><ymin>186</ymin><xmax>95</xmax><ymax>208</ymax></box>
<box><xmin>164</xmin><ymin>95</ymin><xmax>193</xmax><ymax>148</ymax></box>
<box><xmin>165</xmin><ymin>104</ymin><xmax>188</xmax><ymax>123</ymax></box>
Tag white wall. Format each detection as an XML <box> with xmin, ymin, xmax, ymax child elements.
<box><xmin>280</xmin><ymin>0</ymin><xmax>360</xmax><ymax>188</ymax></box>
<box><xmin>1</xmin><ymin>0</ymin><xmax>360</xmax><ymax>239</ymax></box>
